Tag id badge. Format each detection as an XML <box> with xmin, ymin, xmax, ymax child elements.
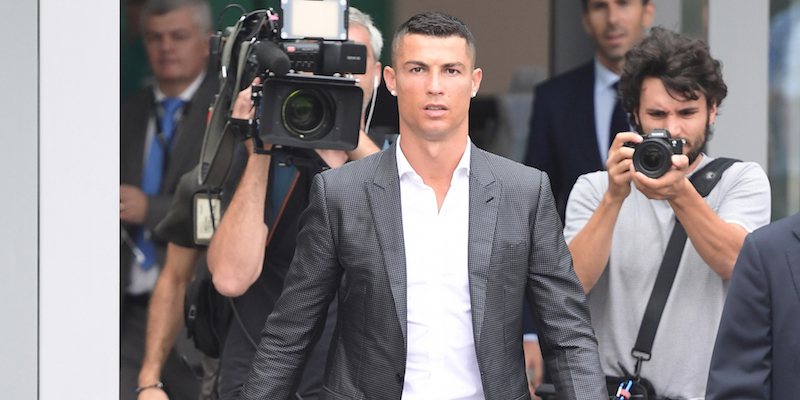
<box><xmin>193</xmin><ymin>191</ymin><xmax>221</xmax><ymax>246</ymax></box>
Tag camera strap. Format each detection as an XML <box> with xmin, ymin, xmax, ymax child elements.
<box><xmin>630</xmin><ymin>157</ymin><xmax>740</xmax><ymax>377</ymax></box>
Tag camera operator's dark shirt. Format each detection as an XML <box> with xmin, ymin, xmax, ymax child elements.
<box><xmin>218</xmin><ymin>143</ymin><xmax>337</xmax><ymax>400</ymax></box>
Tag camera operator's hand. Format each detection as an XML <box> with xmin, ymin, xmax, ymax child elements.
<box><xmin>234</xmin><ymin>77</ymin><xmax>273</xmax><ymax>155</ymax></box>
<box><xmin>120</xmin><ymin>184</ymin><xmax>148</xmax><ymax>225</ymax></box>
<box><xmin>632</xmin><ymin>153</ymin><xmax>691</xmax><ymax>201</ymax></box>
<box><xmin>605</xmin><ymin>131</ymin><xmax>641</xmax><ymax>203</ymax></box>
<box><xmin>137</xmin><ymin>386</ymin><xmax>169</xmax><ymax>400</ymax></box>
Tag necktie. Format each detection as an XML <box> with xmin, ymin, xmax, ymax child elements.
<box><xmin>610</xmin><ymin>82</ymin><xmax>629</xmax><ymax>148</ymax></box>
<box><xmin>136</xmin><ymin>97</ymin><xmax>185</xmax><ymax>270</ymax></box>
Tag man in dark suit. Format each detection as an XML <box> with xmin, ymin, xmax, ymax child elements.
<box><xmin>119</xmin><ymin>0</ymin><xmax>218</xmax><ymax>398</ymax></box>
<box><xmin>238</xmin><ymin>12</ymin><xmax>605</xmax><ymax>400</ymax></box>
<box><xmin>524</xmin><ymin>0</ymin><xmax>655</xmax><ymax>219</ymax></box>
<box><xmin>705</xmin><ymin>212</ymin><xmax>800</xmax><ymax>400</ymax></box>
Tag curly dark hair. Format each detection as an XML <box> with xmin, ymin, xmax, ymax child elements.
<box><xmin>619</xmin><ymin>26</ymin><xmax>727</xmax><ymax>130</ymax></box>
<box><xmin>391</xmin><ymin>12</ymin><xmax>476</xmax><ymax>66</ymax></box>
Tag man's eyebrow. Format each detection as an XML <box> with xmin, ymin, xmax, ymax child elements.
<box><xmin>403</xmin><ymin>60</ymin><xmax>428</xmax><ymax>68</ymax></box>
<box><xmin>442</xmin><ymin>62</ymin><xmax>466</xmax><ymax>69</ymax></box>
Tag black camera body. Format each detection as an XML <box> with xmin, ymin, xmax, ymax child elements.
<box><xmin>624</xmin><ymin>129</ymin><xmax>685</xmax><ymax>178</ymax></box>
<box><xmin>258</xmin><ymin>73</ymin><xmax>362</xmax><ymax>150</ymax></box>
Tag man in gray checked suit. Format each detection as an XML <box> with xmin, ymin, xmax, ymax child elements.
<box><xmin>239</xmin><ymin>12</ymin><xmax>605</xmax><ymax>400</ymax></box>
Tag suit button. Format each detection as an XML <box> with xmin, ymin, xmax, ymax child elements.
<box><xmin>395</xmin><ymin>373</ymin><xmax>404</xmax><ymax>384</ymax></box>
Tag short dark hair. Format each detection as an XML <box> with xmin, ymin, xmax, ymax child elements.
<box><xmin>619</xmin><ymin>26</ymin><xmax>727</xmax><ymax>128</ymax></box>
<box><xmin>391</xmin><ymin>12</ymin><xmax>476</xmax><ymax>66</ymax></box>
<box><xmin>581</xmin><ymin>0</ymin><xmax>650</xmax><ymax>12</ymax></box>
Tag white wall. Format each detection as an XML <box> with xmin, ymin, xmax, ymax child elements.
<box><xmin>0</xmin><ymin>0</ymin><xmax>119</xmax><ymax>398</ymax></box>
<box><xmin>707</xmin><ymin>0</ymin><xmax>769</xmax><ymax>169</ymax></box>
<box><xmin>0</xmin><ymin>1</ymin><xmax>39</xmax><ymax>397</ymax></box>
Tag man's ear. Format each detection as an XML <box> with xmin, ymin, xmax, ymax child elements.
<box><xmin>580</xmin><ymin>11</ymin><xmax>592</xmax><ymax>37</ymax></box>
<box><xmin>384</xmin><ymin>65</ymin><xmax>396</xmax><ymax>95</ymax></box>
<box><xmin>642</xmin><ymin>1</ymin><xmax>656</xmax><ymax>28</ymax></box>
<box><xmin>471</xmin><ymin>68</ymin><xmax>483</xmax><ymax>96</ymax></box>
<box><xmin>707</xmin><ymin>101</ymin><xmax>717</xmax><ymax>126</ymax></box>
<box><xmin>373</xmin><ymin>61</ymin><xmax>382</xmax><ymax>88</ymax></box>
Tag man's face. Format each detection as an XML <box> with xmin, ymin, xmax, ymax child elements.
<box><xmin>384</xmin><ymin>34</ymin><xmax>482</xmax><ymax>141</ymax></box>
<box><xmin>143</xmin><ymin>6</ymin><xmax>209</xmax><ymax>86</ymax></box>
<box><xmin>347</xmin><ymin>24</ymin><xmax>381</xmax><ymax>110</ymax></box>
<box><xmin>635</xmin><ymin>76</ymin><xmax>717</xmax><ymax>165</ymax></box>
<box><xmin>582</xmin><ymin>0</ymin><xmax>654</xmax><ymax>68</ymax></box>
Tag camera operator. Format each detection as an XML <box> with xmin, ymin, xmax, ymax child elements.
<box><xmin>120</xmin><ymin>0</ymin><xmax>217</xmax><ymax>398</ymax></box>
<box><xmin>205</xmin><ymin>7</ymin><xmax>383</xmax><ymax>400</ymax></box>
<box><xmin>563</xmin><ymin>27</ymin><xmax>771</xmax><ymax>398</ymax></box>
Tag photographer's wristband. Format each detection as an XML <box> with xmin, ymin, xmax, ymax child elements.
<box><xmin>135</xmin><ymin>381</ymin><xmax>164</xmax><ymax>394</ymax></box>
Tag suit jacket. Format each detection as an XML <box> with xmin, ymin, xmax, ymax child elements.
<box><xmin>523</xmin><ymin>61</ymin><xmax>603</xmax><ymax>219</ymax></box>
<box><xmin>705</xmin><ymin>212</ymin><xmax>800</xmax><ymax>400</ymax></box>
<box><xmin>240</xmin><ymin>143</ymin><xmax>605</xmax><ymax>400</ymax></box>
<box><xmin>120</xmin><ymin>74</ymin><xmax>219</xmax><ymax>292</ymax></box>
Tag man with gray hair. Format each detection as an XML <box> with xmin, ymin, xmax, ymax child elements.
<box><xmin>120</xmin><ymin>0</ymin><xmax>217</xmax><ymax>398</ymax></box>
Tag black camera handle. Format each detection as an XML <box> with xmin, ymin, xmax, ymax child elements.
<box><xmin>630</xmin><ymin>157</ymin><xmax>740</xmax><ymax>378</ymax></box>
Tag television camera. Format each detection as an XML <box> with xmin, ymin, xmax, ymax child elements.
<box><xmin>198</xmin><ymin>0</ymin><xmax>368</xmax><ymax>186</ymax></box>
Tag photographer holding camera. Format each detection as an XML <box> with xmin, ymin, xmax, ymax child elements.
<box><xmin>204</xmin><ymin>7</ymin><xmax>383</xmax><ymax>400</ymax></box>
<box><xmin>563</xmin><ymin>27</ymin><xmax>771</xmax><ymax>399</ymax></box>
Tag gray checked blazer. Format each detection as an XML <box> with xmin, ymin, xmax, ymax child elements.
<box><xmin>240</xmin><ymin>142</ymin><xmax>605</xmax><ymax>400</ymax></box>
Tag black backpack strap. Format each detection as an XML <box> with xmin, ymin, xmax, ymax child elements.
<box><xmin>630</xmin><ymin>157</ymin><xmax>740</xmax><ymax>376</ymax></box>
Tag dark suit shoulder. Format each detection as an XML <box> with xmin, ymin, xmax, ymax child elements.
<box><xmin>534</xmin><ymin>61</ymin><xmax>594</xmax><ymax>98</ymax></box>
<box><xmin>121</xmin><ymin>85</ymin><xmax>152</xmax><ymax>109</ymax></box>
<box><xmin>750</xmin><ymin>212</ymin><xmax>800</xmax><ymax>249</ymax></box>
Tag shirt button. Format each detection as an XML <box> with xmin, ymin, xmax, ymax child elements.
<box><xmin>395</xmin><ymin>373</ymin><xmax>404</xmax><ymax>384</ymax></box>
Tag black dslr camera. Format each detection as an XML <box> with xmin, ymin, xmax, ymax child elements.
<box><xmin>624</xmin><ymin>129</ymin><xmax>685</xmax><ymax>178</ymax></box>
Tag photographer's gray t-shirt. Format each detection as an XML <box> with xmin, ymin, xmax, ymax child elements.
<box><xmin>563</xmin><ymin>154</ymin><xmax>771</xmax><ymax>399</ymax></box>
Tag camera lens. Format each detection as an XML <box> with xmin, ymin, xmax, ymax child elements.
<box><xmin>641</xmin><ymin>148</ymin><xmax>663</xmax><ymax>170</ymax></box>
<box><xmin>633</xmin><ymin>139</ymin><xmax>672</xmax><ymax>178</ymax></box>
<box><xmin>281</xmin><ymin>89</ymin><xmax>334</xmax><ymax>140</ymax></box>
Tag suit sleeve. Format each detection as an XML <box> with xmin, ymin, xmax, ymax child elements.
<box><xmin>706</xmin><ymin>233</ymin><xmax>772</xmax><ymax>400</ymax></box>
<box><xmin>239</xmin><ymin>173</ymin><xmax>343</xmax><ymax>400</ymax></box>
<box><xmin>526</xmin><ymin>171</ymin><xmax>606</xmax><ymax>400</ymax></box>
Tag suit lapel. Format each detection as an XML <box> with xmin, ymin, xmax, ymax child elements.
<box><xmin>467</xmin><ymin>145</ymin><xmax>500</xmax><ymax>347</ymax></box>
<box><xmin>366</xmin><ymin>144</ymin><xmax>409</xmax><ymax>343</ymax></box>
<box><xmin>787</xmin><ymin>223</ymin><xmax>800</xmax><ymax>303</ymax></box>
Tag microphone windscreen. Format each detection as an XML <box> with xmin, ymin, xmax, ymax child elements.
<box><xmin>252</xmin><ymin>41</ymin><xmax>290</xmax><ymax>76</ymax></box>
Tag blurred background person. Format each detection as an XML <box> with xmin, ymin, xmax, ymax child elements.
<box><xmin>120</xmin><ymin>0</ymin><xmax>217</xmax><ymax>398</ymax></box>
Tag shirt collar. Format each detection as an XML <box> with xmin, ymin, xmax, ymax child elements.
<box><xmin>594</xmin><ymin>57</ymin><xmax>620</xmax><ymax>93</ymax></box>
<box><xmin>154</xmin><ymin>71</ymin><xmax>206</xmax><ymax>103</ymax></box>
<box><xmin>396</xmin><ymin>135</ymin><xmax>472</xmax><ymax>181</ymax></box>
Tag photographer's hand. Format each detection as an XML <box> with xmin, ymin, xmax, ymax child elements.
<box><xmin>120</xmin><ymin>184</ymin><xmax>149</xmax><ymax>225</ymax></box>
<box><xmin>137</xmin><ymin>387</ymin><xmax>169</xmax><ymax>400</ymax></box>
<box><xmin>605</xmin><ymin>131</ymin><xmax>641</xmax><ymax>202</ymax></box>
<box><xmin>632</xmin><ymin>154</ymin><xmax>691</xmax><ymax>201</ymax></box>
<box><xmin>568</xmin><ymin>131</ymin><xmax>641</xmax><ymax>292</ymax></box>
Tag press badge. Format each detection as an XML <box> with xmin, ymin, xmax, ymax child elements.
<box><xmin>193</xmin><ymin>191</ymin><xmax>221</xmax><ymax>246</ymax></box>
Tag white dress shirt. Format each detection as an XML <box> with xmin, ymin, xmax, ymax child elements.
<box><xmin>396</xmin><ymin>136</ymin><xmax>485</xmax><ymax>400</ymax></box>
<box><xmin>593</xmin><ymin>58</ymin><xmax>623</xmax><ymax>165</ymax></box>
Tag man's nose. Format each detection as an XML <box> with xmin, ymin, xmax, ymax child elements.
<box><xmin>427</xmin><ymin>73</ymin><xmax>444</xmax><ymax>95</ymax></box>
<box><xmin>607</xmin><ymin>3</ymin><xmax>621</xmax><ymax>26</ymax></box>
<box><xmin>664</xmin><ymin>117</ymin><xmax>682</xmax><ymax>138</ymax></box>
